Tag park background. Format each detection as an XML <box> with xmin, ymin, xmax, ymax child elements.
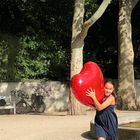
<box><xmin>0</xmin><ymin>0</ymin><xmax>140</xmax><ymax>113</ymax></box>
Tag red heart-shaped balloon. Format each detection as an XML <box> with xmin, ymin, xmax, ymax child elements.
<box><xmin>70</xmin><ymin>61</ymin><xmax>105</xmax><ymax>106</ymax></box>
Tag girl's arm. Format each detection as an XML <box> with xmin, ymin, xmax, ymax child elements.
<box><xmin>86</xmin><ymin>88</ymin><xmax>115</xmax><ymax>111</ymax></box>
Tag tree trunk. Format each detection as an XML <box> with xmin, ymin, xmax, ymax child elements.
<box><xmin>118</xmin><ymin>0</ymin><xmax>139</xmax><ymax>110</ymax></box>
<box><xmin>69</xmin><ymin>0</ymin><xmax>86</xmax><ymax>115</ymax></box>
<box><xmin>69</xmin><ymin>0</ymin><xmax>112</xmax><ymax>115</ymax></box>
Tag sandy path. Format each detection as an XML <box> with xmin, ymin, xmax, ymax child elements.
<box><xmin>0</xmin><ymin>112</ymin><xmax>95</xmax><ymax>140</ymax></box>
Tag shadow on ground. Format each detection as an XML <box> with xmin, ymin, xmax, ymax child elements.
<box><xmin>81</xmin><ymin>131</ymin><xmax>95</xmax><ymax>140</ymax></box>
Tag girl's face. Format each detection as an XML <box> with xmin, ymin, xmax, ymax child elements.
<box><xmin>104</xmin><ymin>82</ymin><xmax>114</xmax><ymax>97</ymax></box>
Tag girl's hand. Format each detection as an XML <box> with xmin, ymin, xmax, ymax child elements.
<box><xmin>86</xmin><ymin>88</ymin><xmax>96</xmax><ymax>99</ymax></box>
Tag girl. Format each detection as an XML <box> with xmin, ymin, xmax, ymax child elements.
<box><xmin>86</xmin><ymin>80</ymin><xmax>118</xmax><ymax>140</ymax></box>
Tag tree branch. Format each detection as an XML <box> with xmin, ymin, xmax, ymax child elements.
<box><xmin>80</xmin><ymin>0</ymin><xmax>112</xmax><ymax>39</ymax></box>
<box><xmin>132</xmin><ymin>0</ymin><xmax>139</xmax><ymax>9</ymax></box>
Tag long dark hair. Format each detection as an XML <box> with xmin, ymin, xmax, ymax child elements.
<box><xmin>104</xmin><ymin>79</ymin><xmax>117</xmax><ymax>102</ymax></box>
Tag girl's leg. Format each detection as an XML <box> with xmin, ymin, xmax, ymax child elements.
<box><xmin>98</xmin><ymin>137</ymin><xmax>105</xmax><ymax>140</ymax></box>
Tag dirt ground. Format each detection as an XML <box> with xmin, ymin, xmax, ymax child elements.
<box><xmin>1</xmin><ymin>110</ymin><xmax>140</xmax><ymax>140</ymax></box>
<box><xmin>0</xmin><ymin>111</ymin><xmax>95</xmax><ymax>140</ymax></box>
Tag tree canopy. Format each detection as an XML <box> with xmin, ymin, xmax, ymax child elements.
<box><xmin>0</xmin><ymin>0</ymin><xmax>139</xmax><ymax>81</ymax></box>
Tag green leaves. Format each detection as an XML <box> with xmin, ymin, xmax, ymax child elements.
<box><xmin>0</xmin><ymin>34</ymin><xmax>68</xmax><ymax>81</ymax></box>
<box><xmin>85</xmin><ymin>0</ymin><xmax>100</xmax><ymax>20</ymax></box>
<box><xmin>0</xmin><ymin>40</ymin><xmax>8</xmax><ymax>80</ymax></box>
<box><xmin>15</xmin><ymin>35</ymin><xmax>66</xmax><ymax>80</ymax></box>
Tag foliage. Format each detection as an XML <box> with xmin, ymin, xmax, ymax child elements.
<box><xmin>0</xmin><ymin>0</ymin><xmax>72</xmax><ymax>81</ymax></box>
<box><xmin>0</xmin><ymin>40</ymin><xmax>8</xmax><ymax>80</ymax></box>
<box><xmin>85</xmin><ymin>0</ymin><xmax>101</xmax><ymax>20</ymax></box>
<box><xmin>0</xmin><ymin>35</ymin><xmax>68</xmax><ymax>81</ymax></box>
<box><xmin>0</xmin><ymin>0</ymin><xmax>139</xmax><ymax>81</ymax></box>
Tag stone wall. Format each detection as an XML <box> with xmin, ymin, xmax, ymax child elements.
<box><xmin>0</xmin><ymin>80</ymin><xmax>140</xmax><ymax>113</ymax></box>
<box><xmin>0</xmin><ymin>81</ymin><xmax>70</xmax><ymax>113</ymax></box>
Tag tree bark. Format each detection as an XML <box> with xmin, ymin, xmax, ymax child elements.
<box><xmin>69</xmin><ymin>0</ymin><xmax>86</xmax><ymax>115</ymax></box>
<box><xmin>118</xmin><ymin>0</ymin><xmax>139</xmax><ymax>110</ymax></box>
